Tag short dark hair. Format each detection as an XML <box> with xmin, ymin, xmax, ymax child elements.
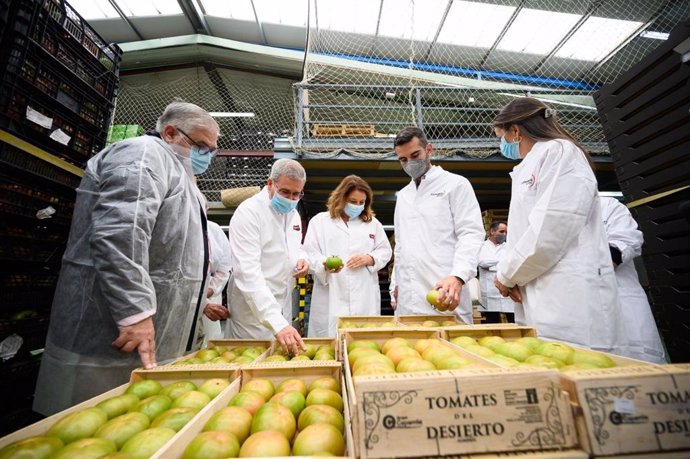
<box><xmin>394</xmin><ymin>127</ymin><xmax>427</xmax><ymax>148</ymax></box>
<box><xmin>490</xmin><ymin>220</ymin><xmax>506</xmax><ymax>231</ymax></box>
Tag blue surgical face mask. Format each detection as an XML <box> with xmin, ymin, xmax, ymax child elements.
<box><xmin>190</xmin><ymin>146</ymin><xmax>213</xmax><ymax>175</ymax></box>
<box><xmin>500</xmin><ymin>136</ymin><xmax>521</xmax><ymax>160</ymax></box>
<box><xmin>344</xmin><ymin>203</ymin><xmax>364</xmax><ymax>219</ymax></box>
<box><xmin>271</xmin><ymin>192</ymin><xmax>299</xmax><ymax>214</ymax></box>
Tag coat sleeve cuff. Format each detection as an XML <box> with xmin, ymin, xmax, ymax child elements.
<box><xmin>117</xmin><ymin>309</ymin><xmax>155</xmax><ymax>327</ymax></box>
<box><xmin>264</xmin><ymin>311</ymin><xmax>290</xmax><ymax>336</ymax></box>
<box><xmin>496</xmin><ymin>271</ymin><xmax>515</xmax><ymax>288</ymax></box>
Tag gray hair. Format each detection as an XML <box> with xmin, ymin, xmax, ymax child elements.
<box><xmin>155</xmin><ymin>100</ymin><xmax>219</xmax><ymax>134</ymax></box>
<box><xmin>270</xmin><ymin>158</ymin><xmax>306</xmax><ymax>182</ymax></box>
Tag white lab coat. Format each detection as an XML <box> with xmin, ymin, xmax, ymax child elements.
<box><xmin>197</xmin><ymin>221</ymin><xmax>232</xmax><ymax>347</ymax></box>
<box><xmin>227</xmin><ymin>187</ymin><xmax>305</xmax><ymax>339</ymax></box>
<box><xmin>304</xmin><ymin>212</ymin><xmax>392</xmax><ymax>337</ymax></box>
<box><xmin>393</xmin><ymin>165</ymin><xmax>485</xmax><ymax>324</ymax></box>
<box><xmin>496</xmin><ymin>139</ymin><xmax>626</xmax><ymax>353</ymax></box>
<box><xmin>478</xmin><ymin>239</ymin><xmax>517</xmax><ymax>313</ymax></box>
<box><xmin>600</xmin><ymin>197</ymin><xmax>666</xmax><ymax>363</ymax></box>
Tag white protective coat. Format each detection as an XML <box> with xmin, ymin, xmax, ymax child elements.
<box><xmin>33</xmin><ymin>135</ymin><xmax>206</xmax><ymax>415</ymax></box>
<box><xmin>496</xmin><ymin>139</ymin><xmax>626</xmax><ymax>353</ymax></box>
<box><xmin>304</xmin><ymin>212</ymin><xmax>392</xmax><ymax>337</ymax></box>
<box><xmin>600</xmin><ymin>197</ymin><xmax>666</xmax><ymax>363</ymax></box>
<box><xmin>478</xmin><ymin>239</ymin><xmax>517</xmax><ymax>313</ymax></box>
<box><xmin>393</xmin><ymin>166</ymin><xmax>485</xmax><ymax>324</ymax></box>
<box><xmin>227</xmin><ymin>187</ymin><xmax>305</xmax><ymax>339</ymax></box>
<box><xmin>198</xmin><ymin>221</ymin><xmax>232</xmax><ymax>346</ymax></box>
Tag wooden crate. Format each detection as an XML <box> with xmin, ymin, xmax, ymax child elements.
<box><xmin>560</xmin><ymin>363</ymin><xmax>690</xmax><ymax>457</ymax></box>
<box><xmin>340</xmin><ymin>329</ymin><xmax>577</xmax><ymax>458</ymax></box>
<box><xmin>159</xmin><ymin>339</ymin><xmax>272</xmax><ymax>368</ymax></box>
<box><xmin>0</xmin><ymin>368</ymin><xmax>239</xmax><ymax>452</ymax></box>
<box><xmin>441</xmin><ymin>324</ymin><xmax>539</xmax><ymax>340</ymax></box>
<box><xmin>467</xmin><ymin>450</ymin><xmax>589</xmax><ymax>458</ymax></box>
<box><xmin>397</xmin><ymin>314</ymin><xmax>462</xmax><ymax>327</ymax></box>
<box><xmin>155</xmin><ymin>363</ymin><xmax>355</xmax><ymax>458</ymax></box>
<box><xmin>337</xmin><ymin>315</ymin><xmax>400</xmax><ymax>330</ymax></box>
<box><xmin>312</xmin><ymin>124</ymin><xmax>375</xmax><ymax>138</ymax></box>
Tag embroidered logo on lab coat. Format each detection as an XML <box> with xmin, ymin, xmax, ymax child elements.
<box><xmin>293</xmin><ymin>225</ymin><xmax>301</xmax><ymax>231</ymax></box>
<box><xmin>521</xmin><ymin>174</ymin><xmax>536</xmax><ymax>189</ymax></box>
<box><xmin>430</xmin><ymin>192</ymin><xmax>445</xmax><ymax>197</ymax></box>
<box><xmin>369</xmin><ymin>234</ymin><xmax>375</xmax><ymax>239</ymax></box>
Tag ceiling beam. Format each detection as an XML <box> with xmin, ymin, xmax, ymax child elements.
<box><xmin>532</xmin><ymin>0</ymin><xmax>602</xmax><ymax>74</ymax></box>
<box><xmin>423</xmin><ymin>0</ymin><xmax>453</xmax><ymax>61</ymax></box>
<box><xmin>250</xmin><ymin>0</ymin><xmax>268</xmax><ymax>45</ymax></box>
<box><xmin>478</xmin><ymin>0</ymin><xmax>526</xmax><ymax>68</ymax></box>
<box><xmin>106</xmin><ymin>0</ymin><xmax>144</xmax><ymax>40</ymax></box>
<box><xmin>177</xmin><ymin>0</ymin><xmax>211</xmax><ymax>35</ymax></box>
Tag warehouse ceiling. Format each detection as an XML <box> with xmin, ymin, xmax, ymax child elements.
<box><xmin>66</xmin><ymin>0</ymin><xmax>688</xmax><ymax>221</ymax></box>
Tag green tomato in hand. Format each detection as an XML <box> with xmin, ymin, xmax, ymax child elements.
<box><xmin>325</xmin><ymin>256</ymin><xmax>343</xmax><ymax>270</ymax></box>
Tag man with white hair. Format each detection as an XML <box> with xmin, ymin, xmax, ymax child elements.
<box><xmin>228</xmin><ymin>158</ymin><xmax>308</xmax><ymax>354</ymax></box>
<box><xmin>34</xmin><ymin>101</ymin><xmax>219</xmax><ymax>415</ymax></box>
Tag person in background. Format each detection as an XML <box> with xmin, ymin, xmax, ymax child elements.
<box><xmin>492</xmin><ymin>97</ymin><xmax>627</xmax><ymax>354</ymax></box>
<box><xmin>227</xmin><ymin>158</ymin><xmax>308</xmax><ymax>355</ymax></box>
<box><xmin>304</xmin><ymin>175</ymin><xmax>392</xmax><ymax>337</ymax></box>
<box><xmin>478</xmin><ymin>221</ymin><xmax>516</xmax><ymax>323</ymax></box>
<box><xmin>196</xmin><ymin>219</ymin><xmax>231</xmax><ymax>348</ymax></box>
<box><xmin>600</xmin><ymin>197</ymin><xmax>666</xmax><ymax>363</ymax></box>
<box><xmin>392</xmin><ymin>127</ymin><xmax>485</xmax><ymax>324</ymax></box>
<box><xmin>34</xmin><ymin>101</ymin><xmax>218</xmax><ymax>415</ymax></box>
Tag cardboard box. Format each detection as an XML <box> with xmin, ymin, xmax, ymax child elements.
<box><xmin>397</xmin><ymin>314</ymin><xmax>462</xmax><ymax>327</ymax></box>
<box><xmin>561</xmin><ymin>363</ymin><xmax>690</xmax><ymax>456</ymax></box>
<box><xmin>160</xmin><ymin>339</ymin><xmax>272</xmax><ymax>368</ymax></box>
<box><xmin>351</xmin><ymin>368</ymin><xmax>578</xmax><ymax>458</ymax></box>
<box><xmin>0</xmin><ymin>368</ymin><xmax>239</xmax><ymax>452</ymax></box>
<box><xmin>153</xmin><ymin>362</ymin><xmax>355</xmax><ymax>458</ymax></box>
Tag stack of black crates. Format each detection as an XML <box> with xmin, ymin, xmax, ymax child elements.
<box><xmin>595</xmin><ymin>20</ymin><xmax>690</xmax><ymax>363</ymax></box>
<box><xmin>0</xmin><ymin>0</ymin><xmax>121</xmax><ymax>434</ymax></box>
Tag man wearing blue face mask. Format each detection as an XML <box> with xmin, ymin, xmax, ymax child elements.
<box><xmin>34</xmin><ymin>101</ymin><xmax>218</xmax><ymax>415</ymax></box>
<box><xmin>227</xmin><ymin>158</ymin><xmax>308</xmax><ymax>355</ymax></box>
<box><xmin>478</xmin><ymin>221</ymin><xmax>516</xmax><ymax>323</ymax></box>
<box><xmin>392</xmin><ymin>127</ymin><xmax>485</xmax><ymax>324</ymax></box>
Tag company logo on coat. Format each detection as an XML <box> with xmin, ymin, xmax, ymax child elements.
<box><xmin>293</xmin><ymin>225</ymin><xmax>301</xmax><ymax>231</ymax></box>
<box><xmin>430</xmin><ymin>192</ymin><xmax>445</xmax><ymax>197</ymax></box>
<box><xmin>521</xmin><ymin>174</ymin><xmax>536</xmax><ymax>189</ymax></box>
<box><xmin>369</xmin><ymin>234</ymin><xmax>375</xmax><ymax>239</ymax></box>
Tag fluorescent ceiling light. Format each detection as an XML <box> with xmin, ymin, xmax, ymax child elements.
<box><xmin>378</xmin><ymin>0</ymin><xmax>447</xmax><ymax>42</ymax></box>
<box><xmin>640</xmin><ymin>30</ymin><xmax>670</xmax><ymax>40</ymax></box>
<box><xmin>497</xmin><ymin>9</ymin><xmax>581</xmax><ymax>55</ymax></box>
<box><xmin>209</xmin><ymin>112</ymin><xmax>256</xmax><ymax>117</ymax></box>
<box><xmin>317</xmin><ymin>0</ymin><xmax>379</xmax><ymax>34</ymax></box>
<box><xmin>556</xmin><ymin>17</ymin><xmax>643</xmax><ymax>61</ymax></box>
<box><xmin>113</xmin><ymin>0</ymin><xmax>182</xmax><ymax>16</ymax></box>
<box><xmin>254</xmin><ymin>0</ymin><xmax>308</xmax><ymax>27</ymax></box>
<box><xmin>67</xmin><ymin>0</ymin><xmax>120</xmax><ymax>19</ymax></box>
<box><xmin>201</xmin><ymin>0</ymin><xmax>255</xmax><ymax>20</ymax></box>
<box><xmin>437</xmin><ymin>1</ymin><xmax>515</xmax><ymax>48</ymax></box>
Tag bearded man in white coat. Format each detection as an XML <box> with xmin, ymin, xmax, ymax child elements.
<box><xmin>391</xmin><ymin>127</ymin><xmax>485</xmax><ymax>324</ymax></box>
<box><xmin>227</xmin><ymin>158</ymin><xmax>308</xmax><ymax>355</ymax></box>
<box><xmin>601</xmin><ymin>197</ymin><xmax>666</xmax><ymax>363</ymax></box>
<box><xmin>478</xmin><ymin>221</ymin><xmax>517</xmax><ymax>323</ymax></box>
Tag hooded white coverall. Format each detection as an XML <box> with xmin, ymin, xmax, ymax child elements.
<box><xmin>600</xmin><ymin>197</ymin><xmax>666</xmax><ymax>363</ymax></box>
<box><xmin>496</xmin><ymin>139</ymin><xmax>626</xmax><ymax>354</ymax></box>
<box><xmin>197</xmin><ymin>220</ymin><xmax>231</xmax><ymax>346</ymax></box>
<box><xmin>478</xmin><ymin>239</ymin><xmax>517</xmax><ymax>314</ymax></box>
<box><xmin>393</xmin><ymin>165</ymin><xmax>485</xmax><ymax>324</ymax></box>
<box><xmin>34</xmin><ymin>135</ymin><xmax>207</xmax><ymax>415</ymax></box>
<box><xmin>227</xmin><ymin>187</ymin><xmax>305</xmax><ymax>339</ymax></box>
<box><xmin>304</xmin><ymin>211</ymin><xmax>392</xmax><ymax>337</ymax></box>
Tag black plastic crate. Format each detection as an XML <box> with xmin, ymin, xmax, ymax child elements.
<box><xmin>0</xmin><ymin>141</ymin><xmax>82</xmax><ymax>189</ymax></box>
<box><xmin>0</xmin><ymin>176</ymin><xmax>74</xmax><ymax>227</ymax></box>
<box><xmin>0</xmin><ymin>82</ymin><xmax>107</xmax><ymax>166</ymax></box>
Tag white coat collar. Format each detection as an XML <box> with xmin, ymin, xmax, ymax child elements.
<box><xmin>409</xmin><ymin>164</ymin><xmax>443</xmax><ymax>188</ymax></box>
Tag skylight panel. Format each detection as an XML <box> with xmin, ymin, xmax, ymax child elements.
<box><xmin>378</xmin><ymin>0</ymin><xmax>448</xmax><ymax>42</ymax></box>
<box><xmin>200</xmin><ymin>0</ymin><xmax>256</xmax><ymax>20</ymax></box>
<box><xmin>437</xmin><ymin>1</ymin><xmax>515</xmax><ymax>48</ymax></box>
<box><xmin>66</xmin><ymin>0</ymin><xmax>120</xmax><ymax>19</ymax></box>
<box><xmin>114</xmin><ymin>0</ymin><xmax>182</xmax><ymax>16</ymax></box>
<box><xmin>254</xmin><ymin>0</ymin><xmax>308</xmax><ymax>27</ymax></box>
<box><xmin>556</xmin><ymin>16</ymin><xmax>644</xmax><ymax>61</ymax></box>
<box><xmin>316</xmin><ymin>0</ymin><xmax>379</xmax><ymax>35</ymax></box>
<box><xmin>496</xmin><ymin>8</ymin><xmax>582</xmax><ymax>55</ymax></box>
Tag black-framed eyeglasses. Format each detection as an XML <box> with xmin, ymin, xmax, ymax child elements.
<box><xmin>277</xmin><ymin>189</ymin><xmax>304</xmax><ymax>200</ymax></box>
<box><xmin>177</xmin><ymin>128</ymin><xmax>219</xmax><ymax>157</ymax></box>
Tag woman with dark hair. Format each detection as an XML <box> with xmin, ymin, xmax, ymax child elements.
<box><xmin>492</xmin><ymin>97</ymin><xmax>626</xmax><ymax>354</ymax></box>
<box><xmin>304</xmin><ymin>175</ymin><xmax>392</xmax><ymax>337</ymax></box>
